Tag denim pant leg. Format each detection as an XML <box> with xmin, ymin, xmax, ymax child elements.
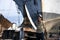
<box><xmin>20</xmin><ymin>29</ymin><xmax>24</xmax><ymax>40</ymax></box>
<box><xmin>41</xmin><ymin>32</ymin><xmax>44</xmax><ymax>40</ymax></box>
<box><xmin>36</xmin><ymin>32</ymin><xmax>44</xmax><ymax>40</ymax></box>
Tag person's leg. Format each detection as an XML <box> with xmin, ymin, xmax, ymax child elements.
<box><xmin>40</xmin><ymin>32</ymin><xmax>44</xmax><ymax>40</ymax></box>
<box><xmin>36</xmin><ymin>33</ymin><xmax>41</xmax><ymax>40</ymax></box>
<box><xmin>20</xmin><ymin>28</ymin><xmax>24</xmax><ymax>40</ymax></box>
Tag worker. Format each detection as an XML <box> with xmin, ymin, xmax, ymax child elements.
<box><xmin>36</xmin><ymin>14</ymin><xmax>46</xmax><ymax>40</ymax></box>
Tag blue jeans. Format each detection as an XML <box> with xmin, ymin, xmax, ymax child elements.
<box><xmin>36</xmin><ymin>32</ymin><xmax>44</xmax><ymax>40</ymax></box>
<box><xmin>20</xmin><ymin>28</ymin><xmax>24</xmax><ymax>40</ymax></box>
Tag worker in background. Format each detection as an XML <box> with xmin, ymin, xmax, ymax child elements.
<box><xmin>36</xmin><ymin>14</ymin><xmax>46</xmax><ymax>40</ymax></box>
